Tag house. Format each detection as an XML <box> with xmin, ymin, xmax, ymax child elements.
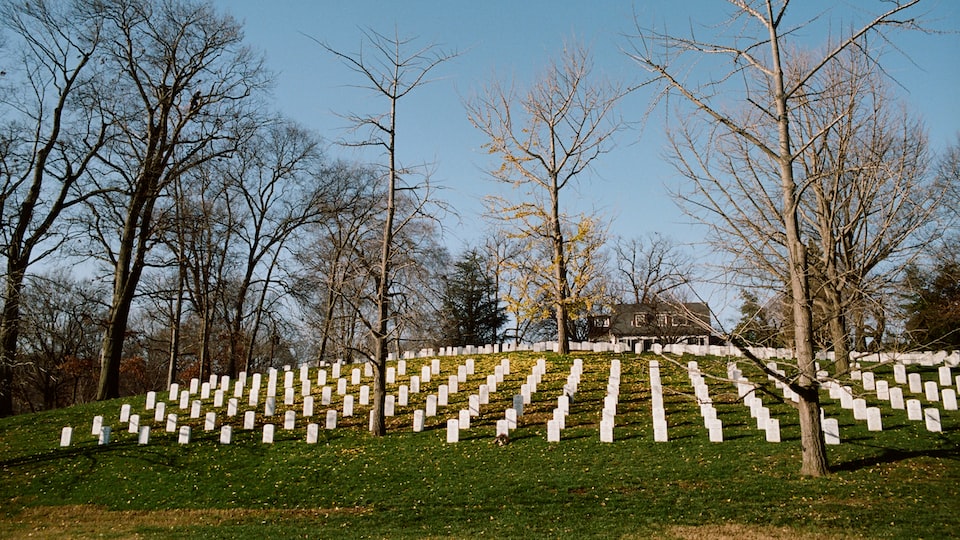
<box><xmin>587</xmin><ymin>302</ymin><xmax>712</xmax><ymax>351</ymax></box>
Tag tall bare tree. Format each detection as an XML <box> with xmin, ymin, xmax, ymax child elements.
<box><xmin>0</xmin><ymin>0</ymin><xmax>109</xmax><ymax>416</ymax></box>
<box><xmin>316</xmin><ymin>29</ymin><xmax>456</xmax><ymax>435</ymax></box>
<box><xmin>89</xmin><ymin>0</ymin><xmax>265</xmax><ymax>400</ymax></box>
<box><xmin>467</xmin><ymin>43</ymin><xmax>622</xmax><ymax>355</ymax></box>
<box><xmin>797</xmin><ymin>49</ymin><xmax>933</xmax><ymax>371</ymax></box>
<box><xmin>627</xmin><ymin>0</ymin><xmax>926</xmax><ymax>476</ymax></box>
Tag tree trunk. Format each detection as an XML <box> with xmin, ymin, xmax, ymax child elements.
<box><xmin>769</xmin><ymin>7</ymin><xmax>829</xmax><ymax>476</ymax></box>
<box><xmin>551</xmin><ymin>184</ymin><xmax>570</xmax><ymax>355</ymax></box>
<box><xmin>0</xmin><ymin>262</ymin><xmax>27</xmax><ymax>417</ymax></box>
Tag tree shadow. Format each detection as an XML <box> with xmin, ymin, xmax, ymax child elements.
<box><xmin>831</xmin><ymin>442</ymin><xmax>960</xmax><ymax>473</ymax></box>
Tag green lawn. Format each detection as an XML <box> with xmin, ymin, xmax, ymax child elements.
<box><xmin>1</xmin><ymin>352</ymin><xmax>957</xmax><ymax>539</ymax></box>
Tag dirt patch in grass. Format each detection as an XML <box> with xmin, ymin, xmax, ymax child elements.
<box><xmin>662</xmin><ymin>523</ymin><xmax>861</xmax><ymax>540</ymax></box>
<box><xmin>1</xmin><ymin>504</ymin><xmax>371</xmax><ymax>539</ymax></box>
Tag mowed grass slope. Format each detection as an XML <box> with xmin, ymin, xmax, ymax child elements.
<box><xmin>1</xmin><ymin>352</ymin><xmax>958</xmax><ymax>539</ymax></box>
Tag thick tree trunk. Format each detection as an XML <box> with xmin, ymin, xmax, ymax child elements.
<box><xmin>0</xmin><ymin>263</ymin><xmax>27</xmax><ymax>417</ymax></box>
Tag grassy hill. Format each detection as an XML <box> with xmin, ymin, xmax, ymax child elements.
<box><xmin>1</xmin><ymin>352</ymin><xmax>957</xmax><ymax>539</ymax></box>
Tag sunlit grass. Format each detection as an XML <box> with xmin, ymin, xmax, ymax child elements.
<box><xmin>1</xmin><ymin>352</ymin><xmax>957</xmax><ymax>538</ymax></box>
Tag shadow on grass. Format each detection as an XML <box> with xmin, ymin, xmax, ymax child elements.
<box><xmin>831</xmin><ymin>440</ymin><xmax>960</xmax><ymax>473</ymax></box>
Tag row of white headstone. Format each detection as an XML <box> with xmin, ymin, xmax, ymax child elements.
<box><xmin>545</xmin><ymin>358</ymin><xmax>583</xmax><ymax>442</ymax></box>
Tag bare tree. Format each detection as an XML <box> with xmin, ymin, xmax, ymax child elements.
<box><xmin>627</xmin><ymin>0</ymin><xmax>926</xmax><ymax>476</ymax></box>
<box><xmin>88</xmin><ymin>0</ymin><xmax>265</xmax><ymax>400</ymax></box>
<box><xmin>612</xmin><ymin>233</ymin><xmax>694</xmax><ymax>305</ymax></box>
<box><xmin>0</xmin><ymin>0</ymin><xmax>109</xmax><ymax>416</ymax></box>
<box><xmin>314</xmin><ymin>29</ymin><xmax>456</xmax><ymax>436</ymax></box>
<box><xmin>797</xmin><ymin>49</ymin><xmax>933</xmax><ymax>371</ymax></box>
<box><xmin>467</xmin><ymin>43</ymin><xmax>622</xmax><ymax>355</ymax></box>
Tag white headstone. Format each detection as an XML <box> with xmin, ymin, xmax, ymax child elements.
<box><xmin>496</xmin><ymin>419</ymin><xmax>509</xmax><ymax>437</ymax></box>
<box><xmin>468</xmin><ymin>394</ymin><xmax>480</xmax><ymax>416</ymax></box>
<box><xmin>201</xmin><ymin>382</ymin><xmax>211</xmax><ymax>399</ymax></box>
<box><xmin>301</xmin><ymin>379</ymin><xmax>311</xmax><ymax>398</ymax></box>
<box><xmin>421</xmin><ymin>364</ymin><xmax>431</xmax><ymax>383</ymax></box>
<box><xmin>889</xmin><ymin>387</ymin><xmax>905</xmax><ymax>409</ymax></box>
<box><xmin>653</xmin><ymin>419</ymin><xmax>668</xmax><ymax>442</ymax></box>
<box><xmin>413</xmin><ymin>409</ymin><xmax>424</xmax><ymax>432</ymax></box>
<box><xmin>479</xmin><ymin>384</ymin><xmax>490</xmax><ymax>405</ymax></box>
<box><xmin>306</xmin><ymin>423</ymin><xmax>319</xmax><ymax>444</ymax></box>
<box><xmin>337</xmin><ymin>378</ymin><xmax>347</xmax><ymax>395</ymax></box>
<box><xmin>942</xmin><ymin>389</ymin><xmax>958</xmax><ymax>411</ymax></box>
<box><xmin>168</xmin><ymin>382</ymin><xmax>179</xmax><ymax>402</ymax></box>
<box><xmin>248</xmin><ymin>386</ymin><xmax>260</xmax><ymax>407</ymax></box>
<box><xmin>331</xmin><ymin>363</ymin><xmax>340</xmax><ymax>379</ymax></box>
<box><xmin>866</xmin><ymin>407</ymin><xmax>882</xmax><ymax>431</ymax></box>
<box><xmin>438</xmin><ymin>385</ymin><xmax>448</xmax><ymax>406</ymax></box>
<box><xmin>457</xmin><ymin>365</ymin><xmax>467</xmax><ymax>383</ymax></box>
<box><xmin>343</xmin><ymin>394</ymin><xmax>354</xmax><ymax>417</ymax></box>
<box><xmin>227</xmin><ymin>398</ymin><xmax>238</xmax><ymax>417</ymax></box>
<box><xmin>204</xmin><ymin>412</ymin><xmax>216</xmax><ymax>431</ymax></box>
<box><xmin>128</xmin><ymin>414</ymin><xmax>140</xmax><ymax>434</ymax></box>
<box><xmin>91</xmin><ymin>415</ymin><xmax>103</xmax><ymax>435</ymax></box>
<box><xmin>924</xmin><ymin>408</ymin><xmax>942</xmax><ymax>432</ymax></box>
<box><xmin>906</xmin><ymin>399</ymin><xmax>923</xmax><ymax>421</ymax></box>
<box><xmin>765</xmin><ymin>418</ymin><xmax>781</xmax><ymax>442</ymax></box>
<box><xmin>822</xmin><ymin>417</ymin><xmax>840</xmax><ymax>445</ymax></box>
<box><xmin>707</xmin><ymin>419</ymin><xmax>723</xmax><ymax>442</ymax></box>
<box><xmin>243</xmin><ymin>410</ymin><xmax>255</xmax><ymax>430</ymax></box>
<box><xmin>431</xmin><ymin>359</ymin><xmax>440</xmax><ymax>375</ymax></box>
<box><xmin>924</xmin><ymin>381</ymin><xmax>940</xmax><ymax>402</ymax></box>
<box><xmin>178</xmin><ymin>425</ymin><xmax>191</xmax><ymax>444</ymax></box>
<box><xmin>179</xmin><ymin>390</ymin><xmax>191</xmax><ymax>410</ymax></box>
<box><xmin>303</xmin><ymin>396</ymin><xmax>315</xmax><ymax>417</ymax></box>
<box><xmin>398</xmin><ymin>385</ymin><xmax>409</xmax><ymax>406</ymax></box>
<box><xmin>317</xmin><ymin>369</ymin><xmax>327</xmax><ymax>386</ymax></box>
<box><xmin>397</xmin><ymin>359</ymin><xmax>406</xmax><ymax>376</ymax></box>
<box><xmin>446</xmin><ymin>419</ymin><xmax>459</xmax><ymax>443</ymax></box>
<box><xmin>190</xmin><ymin>378</ymin><xmax>199</xmax><ymax>394</ymax></box>
<box><xmin>351</xmin><ymin>368</ymin><xmax>361</xmax><ymax>385</ymax></box>
<box><xmin>359</xmin><ymin>385</ymin><xmax>370</xmax><ymax>406</ymax></box>
<box><xmin>893</xmin><ymin>363</ymin><xmax>907</xmax><ymax>384</ymax></box>
<box><xmin>387</xmin><ymin>367</ymin><xmax>396</xmax><ymax>384</ymax></box>
<box><xmin>138</xmin><ymin>425</ymin><xmax>150</xmax><ymax>445</ymax></box>
<box><xmin>908</xmin><ymin>373</ymin><xmax>923</xmax><ymax>393</ymax></box>
<box><xmin>458</xmin><ymin>409</ymin><xmax>470</xmax><ymax>429</ymax></box>
<box><xmin>190</xmin><ymin>400</ymin><xmax>201</xmax><ymax>419</ymax></box>
<box><xmin>600</xmin><ymin>420</ymin><xmax>614</xmax><ymax>443</ymax></box>
<box><xmin>262</xmin><ymin>424</ymin><xmax>275</xmax><ymax>443</ymax></box>
<box><xmin>385</xmin><ymin>395</ymin><xmax>396</xmax><ymax>417</ymax></box>
<box><xmin>284</xmin><ymin>410</ymin><xmax>296</xmax><ymax>430</ymax></box>
<box><xmin>154</xmin><ymin>402</ymin><xmax>166</xmax><ymax>422</ymax></box>
<box><xmin>547</xmin><ymin>419</ymin><xmax>561</xmax><ymax>442</ymax></box>
<box><xmin>364</xmin><ymin>362</ymin><xmax>373</xmax><ymax>378</ymax></box>
<box><xmin>60</xmin><ymin>426</ymin><xmax>73</xmax><ymax>447</ymax></box>
<box><xmin>410</xmin><ymin>376</ymin><xmax>420</xmax><ymax>394</ymax></box>
<box><xmin>448</xmin><ymin>375</ymin><xmax>459</xmax><ymax>394</ymax></box>
<box><xmin>875</xmin><ymin>380</ymin><xmax>890</xmax><ymax>401</ymax></box>
<box><xmin>325</xmin><ymin>409</ymin><xmax>337</xmax><ymax>429</ymax></box>
<box><xmin>321</xmin><ymin>386</ymin><xmax>332</xmax><ymax>405</ymax></box>
<box><xmin>425</xmin><ymin>395</ymin><xmax>437</xmax><ymax>417</ymax></box>
<box><xmin>284</xmin><ymin>387</ymin><xmax>295</xmax><ymax>406</ymax></box>
<box><xmin>165</xmin><ymin>414</ymin><xmax>177</xmax><ymax>432</ymax></box>
<box><xmin>466</xmin><ymin>358</ymin><xmax>475</xmax><ymax>375</ymax></box>
<box><xmin>214</xmin><ymin>389</ymin><xmax>224</xmax><ymax>408</ymax></box>
<box><xmin>939</xmin><ymin>366</ymin><xmax>952</xmax><ymax>386</ymax></box>
<box><xmin>264</xmin><ymin>397</ymin><xmax>276</xmax><ymax>416</ymax></box>
<box><xmin>861</xmin><ymin>372</ymin><xmax>875</xmax><ymax>391</ymax></box>
<box><xmin>145</xmin><ymin>391</ymin><xmax>157</xmax><ymax>410</ymax></box>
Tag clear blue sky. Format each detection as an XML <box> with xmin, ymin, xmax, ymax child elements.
<box><xmin>216</xmin><ymin>0</ymin><xmax>959</xmax><ymax>322</ymax></box>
